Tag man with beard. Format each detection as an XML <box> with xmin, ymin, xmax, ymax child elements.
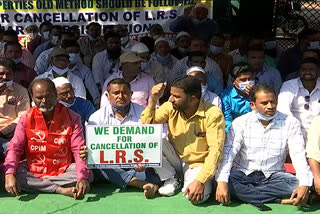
<box><xmin>3</xmin><ymin>78</ymin><xmax>92</xmax><ymax>198</ymax></box>
<box><xmin>100</xmin><ymin>52</ymin><xmax>154</xmax><ymax>107</ymax></box>
<box><xmin>169</xmin><ymin>3</ymin><xmax>219</xmax><ymax>43</ymax></box>
<box><xmin>113</xmin><ymin>24</ymin><xmax>137</xmax><ymax>53</ymax></box>
<box><xmin>278</xmin><ymin>57</ymin><xmax>320</xmax><ymax>138</ymax></box>
<box><xmin>170</xmin><ymin>31</ymin><xmax>192</xmax><ymax>60</ymax></box>
<box><xmin>79</xmin><ymin>22</ymin><xmax>106</xmax><ymax>68</ymax></box>
<box><xmin>141</xmin><ymin>76</ymin><xmax>225</xmax><ymax>204</ymax></box>
<box><xmin>92</xmin><ymin>31</ymin><xmax>122</xmax><ymax>91</ymax></box>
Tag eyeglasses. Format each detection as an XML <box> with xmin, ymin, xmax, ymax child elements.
<box><xmin>58</xmin><ymin>89</ymin><xmax>75</xmax><ymax>98</ymax></box>
<box><xmin>304</xmin><ymin>96</ymin><xmax>310</xmax><ymax>110</ymax></box>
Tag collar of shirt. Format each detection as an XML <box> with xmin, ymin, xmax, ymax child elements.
<box><xmin>230</xmin><ymin>86</ymin><xmax>248</xmax><ymax>100</ymax></box>
<box><xmin>47</xmin><ymin>69</ymin><xmax>71</xmax><ymax>79</ymax></box>
<box><xmin>187</xmin><ymin>98</ymin><xmax>206</xmax><ymax>120</ymax></box>
<box><xmin>118</xmin><ymin>71</ymin><xmax>141</xmax><ymax>83</ymax></box>
<box><xmin>255</xmin><ymin>65</ymin><xmax>270</xmax><ymax>78</ymax></box>
<box><xmin>298</xmin><ymin>77</ymin><xmax>320</xmax><ymax>92</ymax></box>
<box><xmin>1</xmin><ymin>84</ymin><xmax>14</xmax><ymax>94</ymax></box>
<box><xmin>107</xmin><ymin>102</ymin><xmax>137</xmax><ymax>122</ymax></box>
<box><xmin>249</xmin><ymin>110</ymin><xmax>281</xmax><ymax>130</ymax></box>
<box><xmin>106</xmin><ymin>50</ymin><xmax>121</xmax><ymax>62</ymax></box>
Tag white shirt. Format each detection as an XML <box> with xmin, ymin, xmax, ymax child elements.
<box><xmin>88</xmin><ymin>102</ymin><xmax>144</xmax><ymax>125</ymax></box>
<box><xmin>203</xmin><ymin>90</ymin><xmax>222</xmax><ymax>109</ymax></box>
<box><xmin>277</xmin><ymin>77</ymin><xmax>320</xmax><ymax>137</ymax></box>
<box><xmin>92</xmin><ymin>49</ymin><xmax>121</xmax><ymax>89</ymax></box>
<box><xmin>228</xmin><ymin>49</ymin><xmax>247</xmax><ymax>65</ymax></box>
<box><xmin>36</xmin><ymin>69</ymin><xmax>86</xmax><ymax>99</ymax></box>
<box><xmin>215</xmin><ymin>111</ymin><xmax>313</xmax><ymax>187</ymax></box>
<box><xmin>100</xmin><ymin>71</ymin><xmax>155</xmax><ymax>108</ymax></box>
<box><xmin>122</xmin><ymin>39</ymin><xmax>138</xmax><ymax>53</ymax></box>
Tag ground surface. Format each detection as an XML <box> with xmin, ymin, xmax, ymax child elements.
<box><xmin>0</xmin><ymin>183</ymin><xmax>319</xmax><ymax>214</ymax></box>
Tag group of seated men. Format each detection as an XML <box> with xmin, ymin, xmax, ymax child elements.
<box><xmin>0</xmin><ymin>2</ymin><xmax>320</xmax><ymax>208</ymax></box>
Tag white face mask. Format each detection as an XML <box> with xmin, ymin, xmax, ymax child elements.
<box><xmin>121</xmin><ymin>35</ymin><xmax>129</xmax><ymax>45</ymax></box>
<box><xmin>51</xmin><ymin>36</ymin><xmax>59</xmax><ymax>45</ymax></box>
<box><xmin>209</xmin><ymin>45</ymin><xmax>223</xmax><ymax>55</ymax></box>
<box><xmin>42</xmin><ymin>31</ymin><xmax>50</xmax><ymax>40</ymax></box>
<box><xmin>192</xmin><ymin>17</ymin><xmax>206</xmax><ymax>24</ymax></box>
<box><xmin>201</xmin><ymin>84</ymin><xmax>207</xmax><ymax>96</ymax></box>
<box><xmin>264</xmin><ymin>41</ymin><xmax>277</xmax><ymax>50</ymax></box>
<box><xmin>69</xmin><ymin>53</ymin><xmax>81</xmax><ymax>65</ymax></box>
<box><xmin>236</xmin><ymin>80</ymin><xmax>255</xmax><ymax>92</ymax></box>
<box><xmin>28</xmin><ymin>33</ymin><xmax>38</xmax><ymax>40</ymax></box>
<box><xmin>58</xmin><ymin>99</ymin><xmax>75</xmax><ymax>108</ymax></box>
<box><xmin>11</xmin><ymin>58</ymin><xmax>21</xmax><ymax>64</ymax></box>
<box><xmin>255</xmin><ymin>109</ymin><xmax>276</xmax><ymax>121</ymax></box>
<box><xmin>87</xmin><ymin>34</ymin><xmax>100</xmax><ymax>41</ymax></box>
<box><xmin>152</xmin><ymin>35</ymin><xmax>162</xmax><ymax>40</ymax></box>
<box><xmin>177</xmin><ymin>47</ymin><xmax>189</xmax><ymax>54</ymax></box>
<box><xmin>52</xmin><ymin>66</ymin><xmax>69</xmax><ymax>75</ymax></box>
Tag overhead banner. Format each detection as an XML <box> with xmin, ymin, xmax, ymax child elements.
<box><xmin>86</xmin><ymin>124</ymin><xmax>163</xmax><ymax>168</ymax></box>
<box><xmin>0</xmin><ymin>0</ymin><xmax>212</xmax><ymax>36</ymax></box>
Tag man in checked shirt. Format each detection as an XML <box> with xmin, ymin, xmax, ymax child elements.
<box><xmin>215</xmin><ymin>84</ymin><xmax>313</xmax><ymax>207</ymax></box>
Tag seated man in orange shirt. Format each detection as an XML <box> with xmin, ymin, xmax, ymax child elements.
<box><xmin>0</xmin><ymin>58</ymin><xmax>30</xmax><ymax>160</ymax></box>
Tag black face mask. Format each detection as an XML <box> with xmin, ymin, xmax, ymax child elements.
<box><xmin>108</xmin><ymin>48</ymin><xmax>121</xmax><ymax>60</ymax></box>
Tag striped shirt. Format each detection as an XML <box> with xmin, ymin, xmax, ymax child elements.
<box><xmin>215</xmin><ymin>111</ymin><xmax>313</xmax><ymax>187</ymax></box>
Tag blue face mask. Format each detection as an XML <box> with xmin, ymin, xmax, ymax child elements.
<box><xmin>177</xmin><ymin>47</ymin><xmax>189</xmax><ymax>54</ymax></box>
<box><xmin>58</xmin><ymin>99</ymin><xmax>75</xmax><ymax>108</ymax></box>
<box><xmin>255</xmin><ymin>110</ymin><xmax>276</xmax><ymax>121</ymax></box>
<box><xmin>209</xmin><ymin>45</ymin><xmax>223</xmax><ymax>55</ymax></box>
<box><xmin>141</xmin><ymin>61</ymin><xmax>149</xmax><ymax>71</ymax></box>
<box><xmin>69</xmin><ymin>53</ymin><xmax>80</xmax><ymax>65</ymax></box>
<box><xmin>87</xmin><ymin>34</ymin><xmax>99</xmax><ymax>41</ymax></box>
<box><xmin>156</xmin><ymin>54</ymin><xmax>171</xmax><ymax>65</ymax></box>
<box><xmin>110</xmin><ymin>102</ymin><xmax>131</xmax><ymax>114</ymax></box>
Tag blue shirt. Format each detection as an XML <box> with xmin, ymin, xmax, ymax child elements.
<box><xmin>219</xmin><ymin>86</ymin><xmax>251</xmax><ymax>133</ymax></box>
<box><xmin>256</xmin><ymin>66</ymin><xmax>282</xmax><ymax>95</ymax></box>
<box><xmin>71</xmin><ymin>62</ymin><xmax>101</xmax><ymax>105</ymax></box>
<box><xmin>70</xmin><ymin>97</ymin><xmax>96</xmax><ymax>126</ymax></box>
<box><xmin>33</xmin><ymin>41</ymin><xmax>54</xmax><ymax>61</ymax></box>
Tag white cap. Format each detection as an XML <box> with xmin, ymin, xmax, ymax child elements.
<box><xmin>194</xmin><ymin>3</ymin><xmax>209</xmax><ymax>10</ymax></box>
<box><xmin>52</xmin><ymin>77</ymin><xmax>71</xmax><ymax>88</ymax></box>
<box><xmin>186</xmin><ymin>66</ymin><xmax>206</xmax><ymax>75</ymax></box>
<box><xmin>131</xmin><ymin>42</ymin><xmax>149</xmax><ymax>53</ymax></box>
<box><xmin>176</xmin><ymin>31</ymin><xmax>191</xmax><ymax>40</ymax></box>
<box><xmin>155</xmin><ymin>37</ymin><xmax>169</xmax><ymax>46</ymax></box>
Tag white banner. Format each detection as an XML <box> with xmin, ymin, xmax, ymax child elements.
<box><xmin>0</xmin><ymin>0</ymin><xmax>212</xmax><ymax>36</ymax></box>
<box><xmin>86</xmin><ymin>124</ymin><xmax>163</xmax><ymax>168</ymax></box>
